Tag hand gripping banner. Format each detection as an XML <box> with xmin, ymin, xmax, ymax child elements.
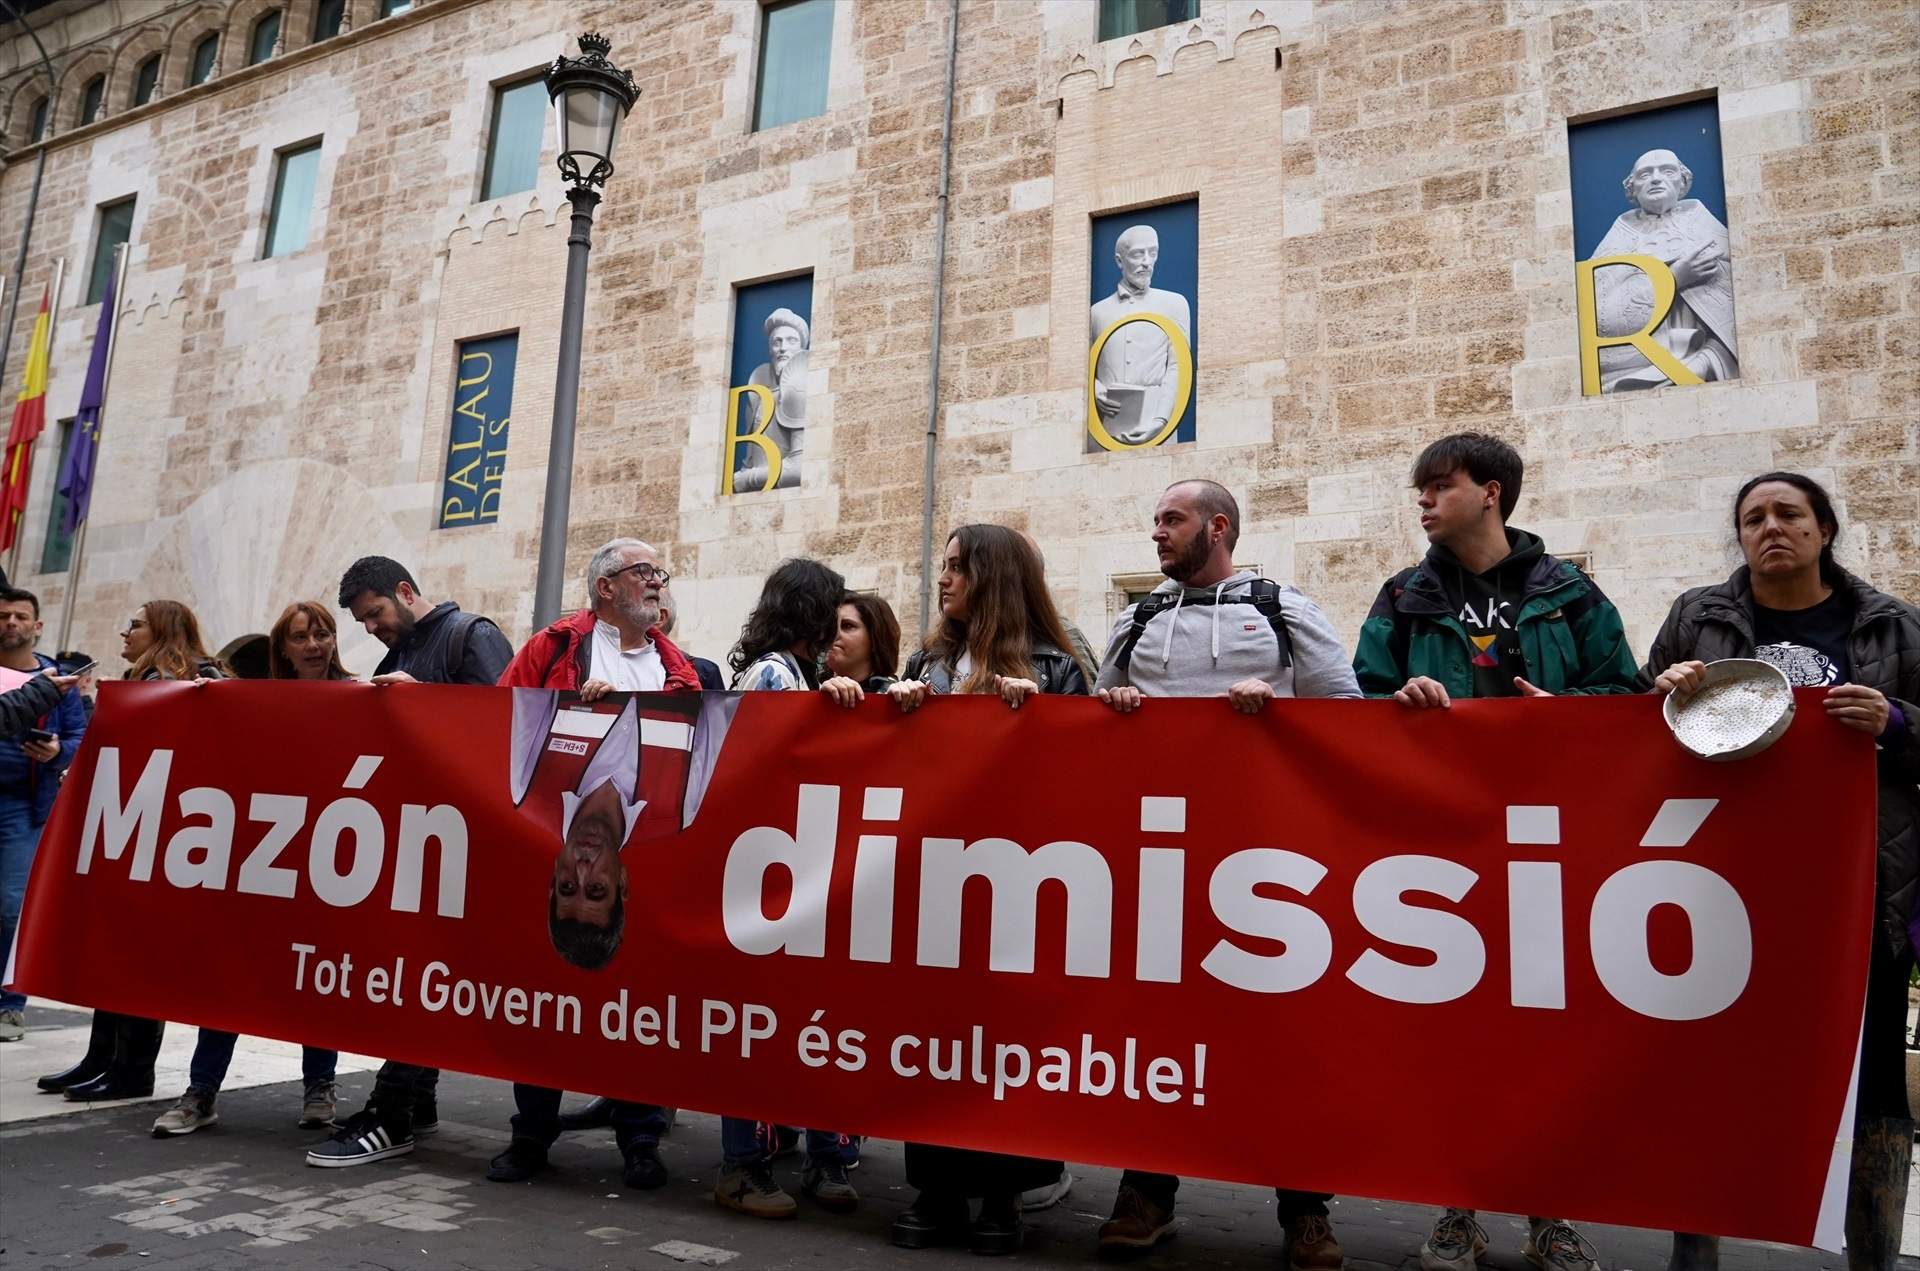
<box><xmin>9</xmin><ymin>682</ymin><xmax>1876</xmax><ymax>1246</ymax></box>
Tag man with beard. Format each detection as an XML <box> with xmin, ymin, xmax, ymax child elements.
<box><xmin>0</xmin><ymin>587</ymin><xmax>87</xmax><ymax>1043</ymax></box>
<box><xmin>1091</xmin><ymin>480</ymin><xmax>1357</xmax><ymax>1268</ymax></box>
<box><xmin>1090</xmin><ymin>224</ymin><xmax>1192</xmax><ymax>446</ymax></box>
<box><xmin>484</xmin><ymin>538</ymin><xmax>703</xmax><ymax>1188</ymax></box>
<box><xmin>307</xmin><ymin>558</ymin><xmax>514</xmax><ymax>1168</ymax></box>
<box><xmin>340</xmin><ymin>555</ymin><xmax>513</xmax><ymax>687</ymax></box>
<box><xmin>731</xmin><ymin>308</ymin><xmax>809</xmax><ymax>492</ymax></box>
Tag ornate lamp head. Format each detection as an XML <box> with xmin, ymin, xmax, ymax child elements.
<box><xmin>546</xmin><ymin>32</ymin><xmax>640</xmax><ymax>190</ymax></box>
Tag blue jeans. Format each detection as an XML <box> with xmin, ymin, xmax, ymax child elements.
<box><xmin>188</xmin><ymin>1029</ymin><xmax>337</xmax><ymax>1095</ymax></box>
<box><xmin>0</xmin><ymin>796</ymin><xmax>42</xmax><ymax>1013</ymax></box>
<box><xmin>721</xmin><ymin>1116</ymin><xmax>845</xmax><ymax>1168</ymax></box>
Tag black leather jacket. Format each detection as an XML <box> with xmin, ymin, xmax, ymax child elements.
<box><xmin>1642</xmin><ymin>567</ymin><xmax>1920</xmax><ymax>956</ymax></box>
<box><xmin>902</xmin><ymin>642</ymin><xmax>1090</xmax><ymax>697</ymax></box>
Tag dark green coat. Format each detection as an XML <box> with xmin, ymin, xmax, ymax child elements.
<box><xmin>1352</xmin><ymin>532</ymin><xmax>1640</xmax><ymax>700</ymax></box>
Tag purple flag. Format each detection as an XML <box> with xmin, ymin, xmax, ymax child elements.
<box><xmin>56</xmin><ymin>257</ymin><xmax>114</xmax><ymax>537</ymax></box>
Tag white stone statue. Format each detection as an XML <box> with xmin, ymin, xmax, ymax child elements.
<box><xmin>733</xmin><ymin>307</ymin><xmax>809</xmax><ymax>491</ymax></box>
<box><xmin>1589</xmin><ymin>148</ymin><xmax>1738</xmax><ymax>392</ymax></box>
<box><xmin>1090</xmin><ymin>225</ymin><xmax>1193</xmax><ymax>444</ymax></box>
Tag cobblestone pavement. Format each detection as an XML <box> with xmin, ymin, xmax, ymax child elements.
<box><xmin>0</xmin><ymin>1007</ymin><xmax>1907</xmax><ymax>1271</ymax></box>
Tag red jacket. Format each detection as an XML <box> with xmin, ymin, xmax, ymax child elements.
<box><xmin>496</xmin><ymin>608</ymin><xmax>702</xmax><ymax>692</ymax></box>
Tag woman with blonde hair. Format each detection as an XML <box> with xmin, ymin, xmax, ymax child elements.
<box><xmin>42</xmin><ymin>600</ymin><xmax>226</xmax><ymax>1102</ymax></box>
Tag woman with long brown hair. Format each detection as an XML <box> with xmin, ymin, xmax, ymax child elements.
<box><xmin>889</xmin><ymin>524</ymin><xmax>1090</xmax><ymax>714</ymax></box>
<box><xmin>887</xmin><ymin>525</ymin><xmax>1087</xmax><ymax>1255</ymax></box>
<box><xmin>122</xmin><ymin>599</ymin><xmax>226</xmax><ymax>682</ymax></box>
<box><xmin>41</xmin><ymin>600</ymin><xmax>226</xmax><ymax>1102</ymax></box>
<box><xmin>150</xmin><ymin>600</ymin><xmax>351</xmax><ymax>1136</ymax></box>
<box><xmin>266</xmin><ymin>600</ymin><xmax>353</xmax><ymax>681</ymax></box>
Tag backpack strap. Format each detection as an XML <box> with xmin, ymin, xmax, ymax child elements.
<box><xmin>444</xmin><ymin>611</ymin><xmax>474</xmax><ymax>683</ymax></box>
<box><xmin>1110</xmin><ymin>591</ymin><xmax>1180</xmax><ymax>682</ymax></box>
<box><xmin>1243</xmin><ymin>579</ymin><xmax>1293</xmax><ymax>670</ymax></box>
<box><xmin>537</xmin><ymin>626</ymin><xmax>574</xmax><ymax>687</ymax></box>
<box><xmin>1112</xmin><ymin>583</ymin><xmax>1294</xmax><ymax>681</ymax></box>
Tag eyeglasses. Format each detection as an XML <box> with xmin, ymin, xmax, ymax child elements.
<box><xmin>610</xmin><ymin>562</ymin><xmax>670</xmax><ymax>587</ymax></box>
<box><xmin>123</xmin><ymin>618</ymin><xmax>148</xmax><ymax>634</ymax></box>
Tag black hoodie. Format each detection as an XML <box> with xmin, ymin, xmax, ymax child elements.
<box><xmin>1429</xmin><ymin>529</ymin><xmax>1546</xmax><ymax>698</ymax></box>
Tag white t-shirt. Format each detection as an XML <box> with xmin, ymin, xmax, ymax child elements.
<box><xmin>589</xmin><ymin>620</ymin><xmax>665</xmax><ymax>692</ymax></box>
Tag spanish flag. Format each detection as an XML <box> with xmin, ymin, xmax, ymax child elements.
<box><xmin>0</xmin><ymin>288</ymin><xmax>52</xmax><ymax>554</ymax></box>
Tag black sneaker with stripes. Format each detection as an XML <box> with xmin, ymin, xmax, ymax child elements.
<box><xmin>305</xmin><ymin>1109</ymin><xmax>414</xmax><ymax>1168</ymax></box>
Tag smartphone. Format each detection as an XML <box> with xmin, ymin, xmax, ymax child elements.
<box><xmin>64</xmin><ymin>660</ymin><xmax>98</xmax><ymax>678</ymax></box>
<box><xmin>24</xmin><ymin>728</ymin><xmax>56</xmax><ymax>745</ymax></box>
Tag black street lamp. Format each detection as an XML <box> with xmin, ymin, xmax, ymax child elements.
<box><xmin>532</xmin><ymin>32</ymin><xmax>638</xmax><ymax>628</ymax></box>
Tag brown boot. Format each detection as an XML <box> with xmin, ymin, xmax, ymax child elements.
<box><xmin>1846</xmin><ymin>1115</ymin><xmax>1914</xmax><ymax>1271</ymax></box>
<box><xmin>1668</xmin><ymin>1233</ymin><xmax>1719</xmax><ymax>1271</ymax></box>
<box><xmin>1283</xmin><ymin>1214</ymin><xmax>1344</xmax><ymax>1271</ymax></box>
<box><xmin>1097</xmin><ymin>1184</ymin><xmax>1176</xmax><ymax>1254</ymax></box>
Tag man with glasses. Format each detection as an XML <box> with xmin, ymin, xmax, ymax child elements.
<box><xmin>484</xmin><ymin>538</ymin><xmax>703</xmax><ymax>1192</ymax></box>
<box><xmin>498</xmin><ymin>539</ymin><xmax>702</xmax><ymax>697</ymax></box>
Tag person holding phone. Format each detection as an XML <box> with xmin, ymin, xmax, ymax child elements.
<box><xmin>0</xmin><ymin>587</ymin><xmax>87</xmax><ymax>1045</ymax></box>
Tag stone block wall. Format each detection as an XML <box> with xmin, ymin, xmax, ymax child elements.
<box><xmin>0</xmin><ymin>0</ymin><xmax>1912</xmax><ymax>678</ymax></box>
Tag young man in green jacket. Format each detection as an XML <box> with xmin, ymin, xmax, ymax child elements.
<box><xmin>1351</xmin><ymin>432</ymin><xmax>1636</xmax><ymax>1271</ymax></box>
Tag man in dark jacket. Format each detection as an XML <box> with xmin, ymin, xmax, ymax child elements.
<box><xmin>340</xmin><ymin>555</ymin><xmax>513</xmax><ymax>687</ymax></box>
<box><xmin>0</xmin><ymin>588</ymin><xmax>87</xmax><ymax>1042</ymax></box>
<box><xmin>1351</xmin><ymin>434</ymin><xmax>1631</xmax><ymax>1271</ymax></box>
<box><xmin>307</xmin><ymin>557</ymin><xmax>515</xmax><ymax>1170</ymax></box>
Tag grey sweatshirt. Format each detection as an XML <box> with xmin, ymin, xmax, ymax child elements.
<box><xmin>1094</xmin><ymin>570</ymin><xmax>1362</xmax><ymax>700</ymax></box>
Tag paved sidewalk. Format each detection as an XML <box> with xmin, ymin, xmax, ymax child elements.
<box><xmin>0</xmin><ymin>1006</ymin><xmax>1911</xmax><ymax>1271</ymax></box>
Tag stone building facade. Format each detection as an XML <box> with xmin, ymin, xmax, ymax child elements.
<box><xmin>0</xmin><ymin>0</ymin><xmax>1914</xmax><ymax>677</ymax></box>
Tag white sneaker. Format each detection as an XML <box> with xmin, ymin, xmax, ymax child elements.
<box><xmin>1421</xmin><ymin>1208</ymin><xmax>1489</xmax><ymax>1271</ymax></box>
<box><xmin>1525</xmin><ymin>1219</ymin><xmax>1599</xmax><ymax>1271</ymax></box>
<box><xmin>1020</xmin><ymin>1169</ymin><xmax>1073</xmax><ymax>1212</ymax></box>
<box><xmin>0</xmin><ymin>1008</ymin><xmax>24</xmax><ymax>1042</ymax></box>
<box><xmin>152</xmin><ymin>1090</ymin><xmax>219</xmax><ymax>1136</ymax></box>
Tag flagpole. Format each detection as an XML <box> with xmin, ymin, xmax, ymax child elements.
<box><xmin>54</xmin><ymin>246</ymin><xmax>123</xmax><ymax>656</ymax></box>
<box><xmin>5</xmin><ymin>255</ymin><xmax>62</xmax><ymax>581</ymax></box>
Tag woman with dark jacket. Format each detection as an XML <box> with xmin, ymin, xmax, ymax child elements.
<box><xmin>1644</xmin><ymin>474</ymin><xmax>1920</xmax><ymax>1271</ymax></box>
<box><xmin>887</xmin><ymin>525</ymin><xmax>1090</xmax><ymax>1255</ymax></box>
<box><xmin>39</xmin><ymin>600</ymin><xmax>227</xmax><ymax>1101</ymax></box>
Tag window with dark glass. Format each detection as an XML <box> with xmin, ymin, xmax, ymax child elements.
<box><xmin>29</xmin><ymin>96</ymin><xmax>48</xmax><ymax>142</ymax></box>
<box><xmin>40</xmin><ymin>421</ymin><xmax>75</xmax><ymax>575</ymax></box>
<box><xmin>133</xmin><ymin>54</ymin><xmax>161</xmax><ymax>106</ymax></box>
<box><xmin>248</xmin><ymin>10</ymin><xmax>281</xmax><ymax>65</ymax></box>
<box><xmin>480</xmin><ymin>74</ymin><xmax>546</xmax><ymax>200</ymax></box>
<box><xmin>313</xmin><ymin>0</ymin><xmax>344</xmax><ymax>42</ymax></box>
<box><xmin>264</xmin><ymin>141</ymin><xmax>321</xmax><ymax>258</ymax></box>
<box><xmin>753</xmin><ymin>0</ymin><xmax>833</xmax><ymax>132</ymax></box>
<box><xmin>79</xmin><ymin>75</ymin><xmax>104</xmax><ymax>125</ymax></box>
<box><xmin>190</xmin><ymin>33</ymin><xmax>219</xmax><ymax>85</ymax></box>
<box><xmin>380</xmin><ymin>0</ymin><xmax>412</xmax><ymax>15</ymax></box>
<box><xmin>1098</xmin><ymin>0</ymin><xmax>1197</xmax><ymax>41</ymax></box>
<box><xmin>87</xmin><ymin>198</ymin><xmax>134</xmax><ymax>306</ymax></box>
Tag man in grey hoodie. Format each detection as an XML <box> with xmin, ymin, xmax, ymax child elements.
<box><xmin>1091</xmin><ymin>479</ymin><xmax>1358</xmax><ymax>1268</ymax></box>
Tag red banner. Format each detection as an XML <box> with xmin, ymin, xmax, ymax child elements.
<box><xmin>11</xmin><ymin>682</ymin><xmax>1876</xmax><ymax>1246</ymax></box>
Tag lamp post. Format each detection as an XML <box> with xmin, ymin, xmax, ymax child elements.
<box><xmin>532</xmin><ymin>32</ymin><xmax>638</xmax><ymax>628</ymax></box>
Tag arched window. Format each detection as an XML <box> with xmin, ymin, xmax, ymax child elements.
<box><xmin>133</xmin><ymin>54</ymin><xmax>161</xmax><ymax>106</ymax></box>
<box><xmin>190</xmin><ymin>33</ymin><xmax>219</xmax><ymax>86</ymax></box>
<box><xmin>79</xmin><ymin>74</ymin><xmax>105</xmax><ymax>126</ymax></box>
<box><xmin>248</xmin><ymin>10</ymin><xmax>281</xmax><ymax>66</ymax></box>
<box><xmin>28</xmin><ymin>95</ymin><xmax>49</xmax><ymax>142</ymax></box>
<box><xmin>313</xmin><ymin>0</ymin><xmax>345</xmax><ymax>42</ymax></box>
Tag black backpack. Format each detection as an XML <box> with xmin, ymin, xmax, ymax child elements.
<box><xmin>1109</xmin><ymin>579</ymin><xmax>1293</xmax><ymax>680</ymax></box>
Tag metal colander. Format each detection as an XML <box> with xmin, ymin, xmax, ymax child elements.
<box><xmin>1663</xmin><ymin>658</ymin><xmax>1796</xmax><ymax>761</ymax></box>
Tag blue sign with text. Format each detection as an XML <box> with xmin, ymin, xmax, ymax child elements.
<box><xmin>439</xmin><ymin>333</ymin><xmax>516</xmax><ymax>527</ymax></box>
